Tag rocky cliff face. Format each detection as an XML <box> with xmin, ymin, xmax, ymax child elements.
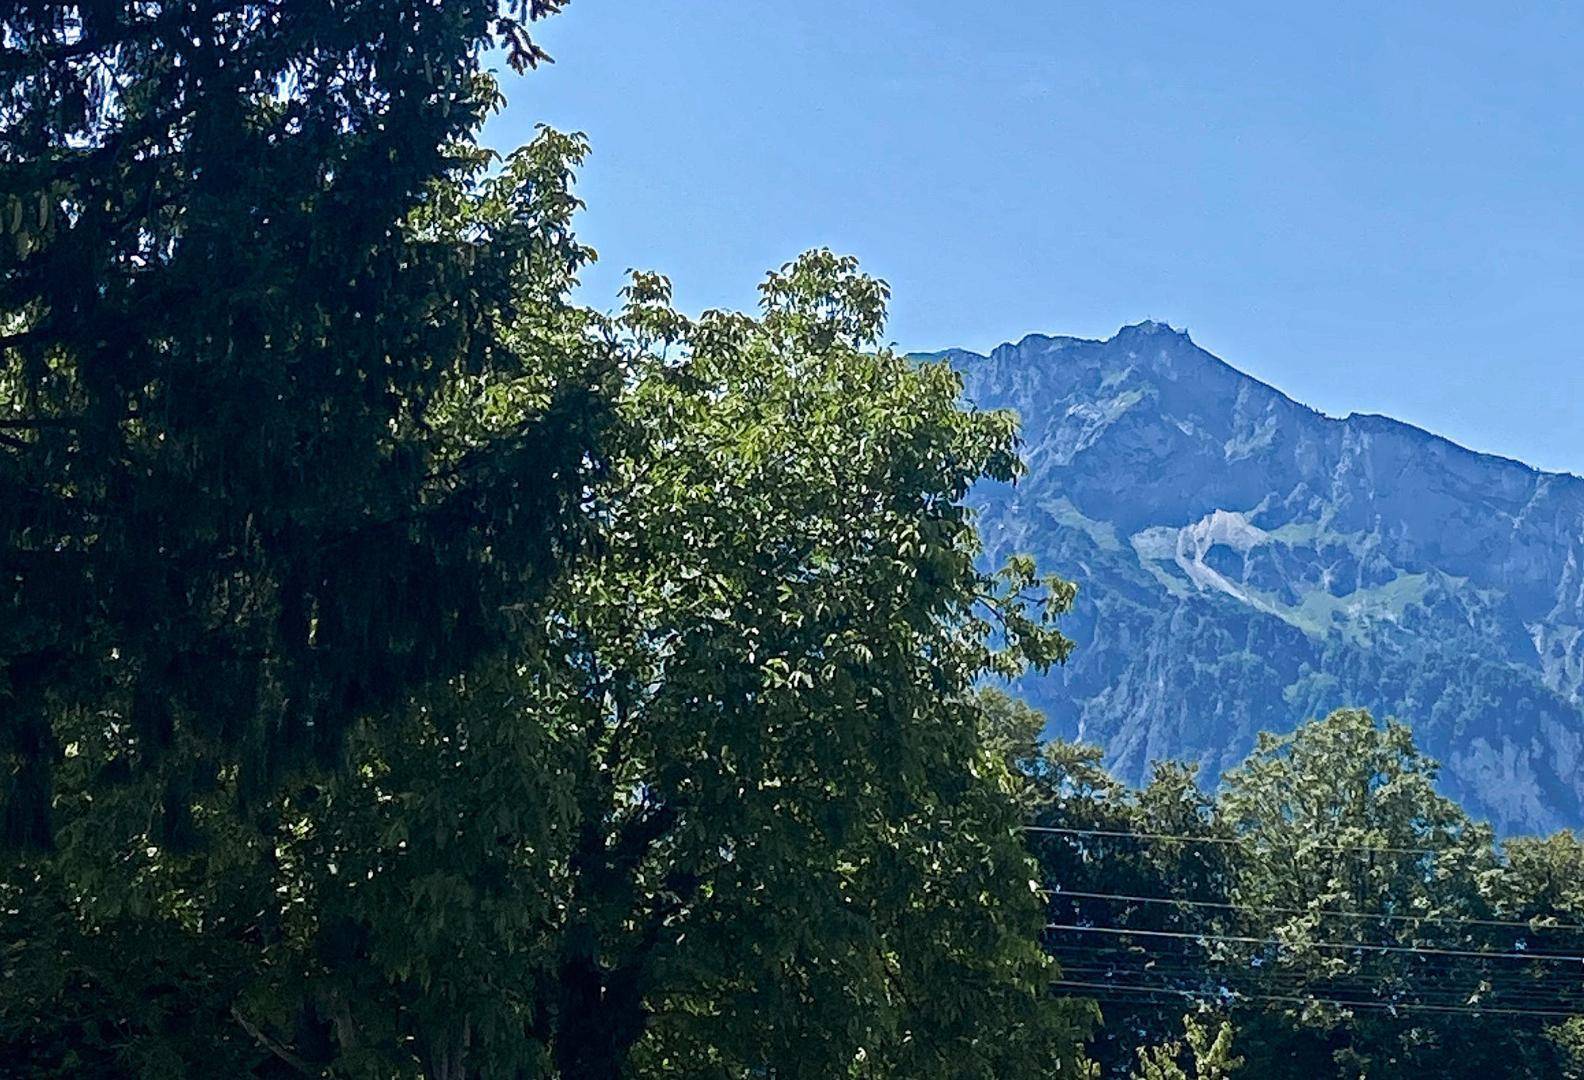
<box><xmin>935</xmin><ymin>322</ymin><xmax>1584</xmax><ymax>833</ymax></box>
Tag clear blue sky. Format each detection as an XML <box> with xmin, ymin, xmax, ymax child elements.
<box><xmin>486</xmin><ymin>1</ymin><xmax>1584</xmax><ymax>473</ymax></box>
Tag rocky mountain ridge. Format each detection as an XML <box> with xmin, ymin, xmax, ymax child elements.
<box><xmin>935</xmin><ymin>322</ymin><xmax>1584</xmax><ymax>833</ymax></box>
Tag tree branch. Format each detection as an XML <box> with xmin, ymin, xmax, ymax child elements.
<box><xmin>231</xmin><ymin>1005</ymin><xmax>317</xmax><ymax>1077</ymax></box>
<box><xmin>0</xmin><ymin>416</ymin><xmax>86</xmax><ymax>429</ymax></box>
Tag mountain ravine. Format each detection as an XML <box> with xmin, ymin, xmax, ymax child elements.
<box><xmin>928</xmin><ymin>321</ymin><xmax>1584</xmax><ymax>834</ymax></box>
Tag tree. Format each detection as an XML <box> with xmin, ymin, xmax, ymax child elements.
<box><xmin>1026</xmin><ymin>707</ymin><xmax>1584</xmax><ymax>1077</ymax></box>
<box><xmin>526</xmin><ymin>254</ymin><xmax>1092</xmax><ymax>1077</ymax></box>
<box><xmin>1490</xmin><ymin>831</ymin><xmax>1584</xmax><ymax>1079</ymax></box>
<box><xmin>2</xmin><ymin>248</ymin><xmax>1100</xmax><ymax>1077</ymax></box>
<box><xmin>1131</xmin><ymin>1014</ymin><xmax>1242</xmax><ymax>1080</ymax></box>
<box><xmin>0</xmin><ymin>0</ymin><xmax>604</xmax><ymax>848</ymax></box>
<box><xmin>0</xmin><ymin>119</ymin><xmax>607</xmax><ymax>1078</ymax></box>
<box><xmin>1019</xmin><ymin>719</ymin><xmax>1231</xmax><ymax>1075</ymax></box>
<box><xmin>1547</xmin><ymin>1017</ymin><xmax>1584</xmax><ymax>1080</ymax></box>
<box><xmin>1217</xmin><ymin>709</ymin><xmax>1515</xmax><ymax>1077</ymax></box>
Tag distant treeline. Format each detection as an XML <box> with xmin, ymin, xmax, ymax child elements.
<box><xmin>1001</xmin><ymin>693</ymin><xmax>1584</xmax><ymax>1077</ymax></box>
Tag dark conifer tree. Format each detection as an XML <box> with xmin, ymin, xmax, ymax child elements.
<box><xmin>0</xmin><ymin>1</ymin><xmax>604</xmax><ymax>846</ymax></box>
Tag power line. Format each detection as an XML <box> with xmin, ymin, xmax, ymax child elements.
<box><xmin>1042</xmin><ymin>887</ymin><xmax>1584</xmax><ymax>934</ymax></box>
<box><xmin>1046</xmin><ymin>954</ymin><xmax>1584</xmax><ymax>1008</ymax></box>
<box><xmin>1044</xmin><ymin>942</ymin><xmax>1584</xmax><ymax>993</ymax></box>
<box><xmin>1051</xmin><ymin>978</ymin><xmax>1584</xmax><ymax>1019</ymax></box>
<box><xmin>1052</xmin><ymin>976</ymin><xmax>1584</xmax><ymax>1013</ymax></box>
<box><xmin>1062</xmin><ymin>979</ymin><xmax>1584</xmax><ymax>1019</ymax></box>
<box><xmin>1044</xmin><ymin>922</ymin><xmax>1584</xmax><ymax>964</ymax></box>
<box><xmin>1024</xmin><ymin>828</ymin><xmax>1584</xmax><ymax>1015</ymax></box>
<box><xmin>1025</xmin><ymin>824</ymin><xmax>1454</xmax><ymax>859</ymax></box>
<box><xmin>1064</xmin><ymin>972</ymin><xmax>1577</xmax><ymax>1013</ymax></box>
<box><xmin>1045</xmin><ymin>940</ymin><xmax>1584</xmax><ymax>978</ymax></box>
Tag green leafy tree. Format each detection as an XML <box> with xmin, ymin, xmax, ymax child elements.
<box><xmin>1131</xmin><ymin>1014</ymin><xmax>1242</xmax><ymax>1080</ymax></box>
<box><xmin>2</xmin><ymin>247</ymin><xmax>1099</xmax><ymax>1077</ymax></box>
<box><xmin>1019</xmin><ymin>721</ymin><xmax>1231</xmax><ymax>1074</ymax></box>
<box><xmin>1027</xmin><ymin>708</ymin><xmax>1584</xmax><ymax>1077</ymax></box>
<box><xmin>1094</xmin><ymin>710</ymin><xmax>1584</xmax><ymax>1078</ymax></box>
<box><xmin>0</xmin><ymin>0</ymin><xmax>603</xmax><ymax>848</ymax></box>
<box><xmin>1548</xmin><ymin>1016</ymin><xmax>1584</xmax><ymax>1080</ymax></box>
<box><xmin>0</xmin><ymin>119</ymin><xmax>606</xmax><ymax>1077</ymax></box>
<box><xmin>530</xmin><ymin>254</ymin><xmax>1092</xmax><ymax>1077</ymax></box>
<box><xmin>1489</xmin><ymin>831</ymin><xmax>1584</xmax><ymax>1079</ymax></box>
<box><xmin>1218</xmin><ymin>709</ymin><xmax>1512</xmax><ymax>1077</ymax></box>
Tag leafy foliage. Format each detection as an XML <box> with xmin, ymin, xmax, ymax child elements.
<box><xmin>0</xmin><ymin>0</ymin><xmax>601</xmax><ymax>847</ymax></box>
<box><xmin>547</xmin><ymin>255</ymin><xmax>1089</xmax><ymax>1077</ymax></box>
<box><xmin>1028</xmin><ymin>708</ymin><xmax>1584</xmax><ymax>1078</ymax></box>
<box><xmin>13</xmin><ymin>7</ymin><xmax>1584</xmax><ymax>1080</ymax></box>
<box><xmin>1131</xmin><ymin>1015</ymin><xmax>1242</xmax><ymax>1080</ymax></box>
<box><xmin>1</xmin><ymin>242</ymin><xmax>1097</xmax><ymax>1077</ymax></box>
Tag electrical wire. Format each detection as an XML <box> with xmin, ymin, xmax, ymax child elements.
<box><xmin>1045</xmin><ymin>954</ymin><xmax>1584</xmax><ymax>1009</ymax></box>
<box><xmin>1024</xmin><ymin>828</ymin><xmax>1584</xmax><ymax>1015</ymax></box>
<box><xmin>1043</xmin><ymin>942</ymin><xmax>1584</xmax><ymax>993</ymax></box>
<box><xmin>1043</xmin><ymin>922</ymin><xmax>1584</xmax><ymax>964</ymax></box>
<box><xmin>1041</xmin><ymin>887</ymin><xmax>1584</xmax><ymax>934</ymax></box>
<box><xmin>1025</xmin><ymin>824</ymin><xmax>1457</xmax><ymax>859</ymax></box>
<box><xmin>1051</xmin><ymin>978</ymin><xmax>1584</xmax><ymax>1019</ymax></box>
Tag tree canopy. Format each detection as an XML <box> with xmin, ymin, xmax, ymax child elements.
<box><xmin>1</xmin><ymin>207</ymin><xmax>1097</xmax><ymax>1072</ymax></box>
<box><xmin>1026</xmin><ymin>708</ymin><xmax>1584</xmax><ymax>1079</ymax></box>
<box><xmin>0</xmin><ymin>0</ymin><xmax>601</xmax><ymax>849</ymax></box>
<box><xmin>7</xmin><ymin>4</ymin><xmax>1584</xmax><ymax>1079</ymax></box>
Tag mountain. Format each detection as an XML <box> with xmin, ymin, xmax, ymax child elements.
<box><xmin>933</xmin><ymin>322</ymin><xmax>1584</xmax><ymax>834</ymax></box>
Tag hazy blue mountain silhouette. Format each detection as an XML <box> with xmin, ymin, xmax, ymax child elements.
<box><xmin>931</xmin><ymin>322</ymin><xmax>1584</xmax><ymax>833</ymax></box>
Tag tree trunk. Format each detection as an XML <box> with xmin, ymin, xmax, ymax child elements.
<box><xmin>551</xmin><ymin>953</ymin><xmax>648</xmax><ymax>1080</ymax></box>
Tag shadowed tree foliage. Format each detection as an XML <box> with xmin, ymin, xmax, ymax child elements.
<box><xmin>0</xmin><ymin>0</ymin><xmax>603</xmax><ymax>848</ymax></box>
<box><xmin>1028</xmin><ymin>708</ymin><xmax>1584</xmax><ymax>1079</ymax></box>
<box><xmin>991</xmin><ymin>686</ymin><xmax>1232</xmax><ymax>1075</ymax></box>
<box><xmin>20</xmin><ymin>6</ymin><xmax>1584</xmax><ymax>1079</ymax></box>
<box><xmin>0</xmin><ymin>248</ymin><xmax>1099</xmax><ymax>1077</ymax></box>
<box><xmin>0</xmin><ymin>3</ymin><xmax>1103</xmax><ymax>1073</ymax></box>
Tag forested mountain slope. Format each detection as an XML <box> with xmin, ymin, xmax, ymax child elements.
<box><xmin>934</xmin><ymin>322</ymin><xmax>1584</xmax><ymax>832</ymax></box>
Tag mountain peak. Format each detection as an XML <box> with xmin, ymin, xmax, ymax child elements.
<box><xmin>951</xmin><ymin>328</ymin><xmax>1584</xmax><ymax>835</ymax></box>
<box><xmin>1112</xmin><ymin>319</ymin><xmax>1191</xmax><ymax>343</ymax></box>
